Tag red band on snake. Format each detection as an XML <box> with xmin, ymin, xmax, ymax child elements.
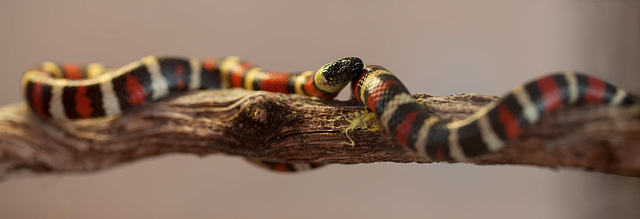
<box><xmin>21</xmin><ymin>56</ymin><xmax>638</xmax><ymax>171</ymax></box>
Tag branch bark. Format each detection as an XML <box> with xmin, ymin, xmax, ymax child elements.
<box><xmin>1</xmin><ymin>89</ymin><xmax>639</xmax><ymax>179</ymax></box>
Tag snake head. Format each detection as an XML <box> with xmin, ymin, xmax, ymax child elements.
<box><xmin>319</xmin><ymin>57</ymin><xmax>364</xmax><ymax>86</ymax></box>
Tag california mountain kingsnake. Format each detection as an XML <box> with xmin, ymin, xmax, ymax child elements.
<box><xmin>22</xmin><ymin>56</ymin><xmax>638</xmax><ymax>172</ymax></box>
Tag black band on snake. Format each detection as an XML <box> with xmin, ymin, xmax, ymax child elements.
<box><xmin>21</xmin><ymin>56</ymin><xmax>639</xmax><ymax>172</ymax></box>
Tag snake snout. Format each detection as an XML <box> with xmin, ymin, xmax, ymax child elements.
<box><xmin>321</xmin><ymin>57</ymin><xmax>363</xmax><ymax>86</ymax></box>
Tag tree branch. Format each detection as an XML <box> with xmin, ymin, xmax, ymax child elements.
<box><xmin>1</xmin><ymin>89</ymin><xmax>639</xmax><ymax>179</ymax></box>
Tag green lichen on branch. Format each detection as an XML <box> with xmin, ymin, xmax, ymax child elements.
<box><xmin>0</xmin><ymin>89</ymin><xmax>639</xmax><ymax>179</ymax></box>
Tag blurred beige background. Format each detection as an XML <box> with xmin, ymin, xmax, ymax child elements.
<box><xmin>1</xmin><ymin>0</ymin><xmax>639</xmax><ymax>218</ymax></box>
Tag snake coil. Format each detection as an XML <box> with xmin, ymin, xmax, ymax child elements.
<box><xmin>22</xmin><ymin>56</ymin><xmax>638</xmax><ymax>171</ymax></box>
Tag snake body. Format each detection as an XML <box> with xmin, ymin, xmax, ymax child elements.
<box><xmin>22</xmin><ymin>56</ymin><xmax>638</xmax><ymax>171</ymax></box>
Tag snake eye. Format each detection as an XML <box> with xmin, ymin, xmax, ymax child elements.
<box><xmin>321</xmin><ymin>57</ymin><xmax>363</xmax><ymax>86</ymax></box>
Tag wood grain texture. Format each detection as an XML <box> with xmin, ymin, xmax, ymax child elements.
<box><xmin>0</xmin><ymin>88</ymin><xmax>639</xmax><ymax>180</ymax></box>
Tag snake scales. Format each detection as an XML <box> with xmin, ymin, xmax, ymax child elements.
<box><xmin>21</xmin><ymin>56</ymin><xmax>638</xmax><ymax>172</ymax></box>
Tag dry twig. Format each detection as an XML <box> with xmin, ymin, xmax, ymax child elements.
<box><xmin>0</xmin><ymin>89</ymin><xmax>639</xmax><ymax>179</ymax></box>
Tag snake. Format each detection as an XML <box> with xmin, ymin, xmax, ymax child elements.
<box><xmin>21</xmin><ymin>56</ymin><xmax>638</xmax><ymax>172</ymax></box>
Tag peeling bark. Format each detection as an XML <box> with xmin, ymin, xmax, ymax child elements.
<box><xmin>0</xmin><ymin>88</ymin><xmax>639</xmax><ymax>179</ymax></box>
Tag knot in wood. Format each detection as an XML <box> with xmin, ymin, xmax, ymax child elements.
<box><xmin>227</xmin><ymin>96</ymin><xmax>292</xmax><ymax>144</ymax></box>
<box><xmin>253</xmin><ymin>108</ymin><xmax>268</xmax><ymax>123</ymax></box>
